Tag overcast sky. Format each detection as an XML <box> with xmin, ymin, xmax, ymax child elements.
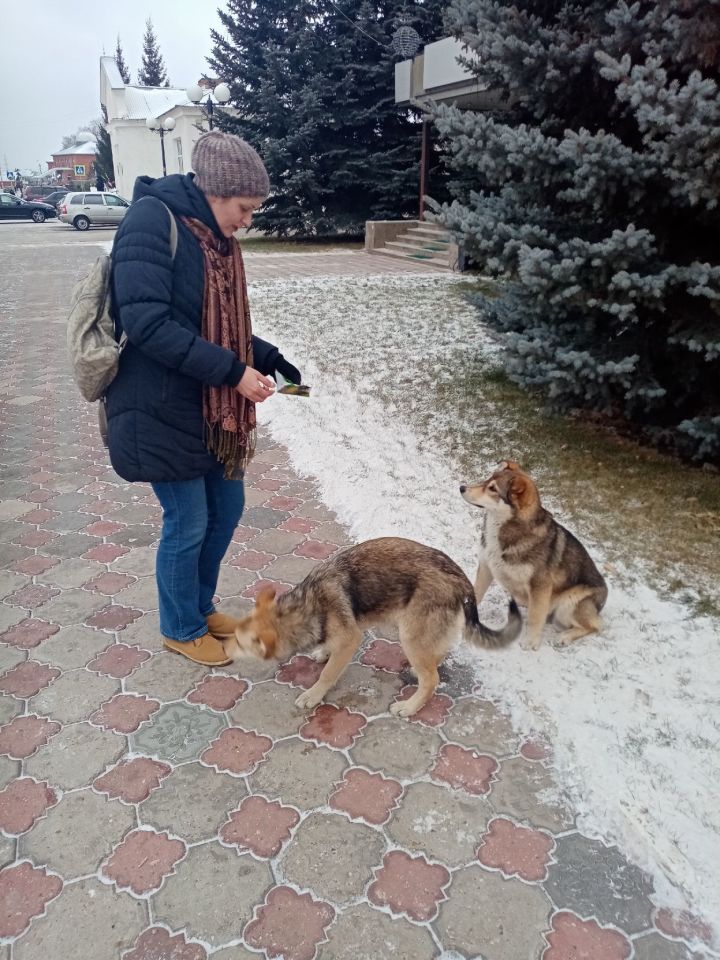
<box><xmin>0</xmin><ymin>0</ymin><xmax>225</xmax><ymax>173</ymax></box>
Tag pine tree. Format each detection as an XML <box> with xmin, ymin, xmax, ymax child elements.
<box><xmin>208</xmin><ymin>0</ymin><xmax>447</xmax><ymax>236</ymax></box>
<box><xmin>115</xmin><ymin>35</ymin><xmax>131</xmax><ymax>84</ymax></box>
<box><xmin>138</xmin><ymin>18</ymin><xmax>169</xmax><ymax>87</ymax></box>
<box><xmin>93</xmin><ymin>114</ymin><xmax>115</xmax><ymax>183</ymax></box>
<box><xmin>429</xmin><ymin>0</ymin><xmax>720</xmax><ymax>463</ymax></box>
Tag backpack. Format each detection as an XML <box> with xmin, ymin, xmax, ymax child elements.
<box><xmin>66</xmin><ymin>198</ymin><xmax>178</xmax><ymax>403</ymax></box>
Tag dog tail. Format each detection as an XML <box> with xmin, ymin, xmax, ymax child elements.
<box><xmin>463</xmin><ymin>595</ymin><xmax>521</xmax><ymax>648</ymax></box>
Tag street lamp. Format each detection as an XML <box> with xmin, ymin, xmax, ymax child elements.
<box><xmin>146</xmin><ymin>116</ymin><xmax>176</xmax><ymax>177</ymax></box>
<box><xmin>186</xmin><ymin>82</ymin><xmax>231</xmax><ymax>130</ymax></box>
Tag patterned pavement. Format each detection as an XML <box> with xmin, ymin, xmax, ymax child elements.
<box><xmin>0</xmin><ymin>222</ymin><xmax>715</xmax><ymax>959</ymax></box>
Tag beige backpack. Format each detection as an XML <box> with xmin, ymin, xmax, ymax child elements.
<box><xmin>66</xmin><ymin>198</ymin><xmax>177</xmax><ymax>403</ymax></box>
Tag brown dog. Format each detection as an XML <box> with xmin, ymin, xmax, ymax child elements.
<box><xmin>460</xmin><ymin>462</ymin><xmax>608</xmax><ymax>650</ymax></box>
<box><xmin>225</xmin><ymin>537</ymin><xmax>520</xmax><ymax>717</ymax></box>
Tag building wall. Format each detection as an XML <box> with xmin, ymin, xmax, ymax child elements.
<box><xmin>108</xmin><ymin>114</ymin><xmax>204</xmax><ymax>199</ymax></box>
<box><xmin>47</xmin><ymin>153</ymin><xmax>95</xmax><ymax>185</ymax></box>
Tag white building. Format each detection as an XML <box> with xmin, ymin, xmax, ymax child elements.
<box><xmin>100</xmin><ymin>56</ymin><xmax>211</xmax><ymax>200</ymax></box>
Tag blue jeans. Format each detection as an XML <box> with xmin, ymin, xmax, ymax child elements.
<box><xmin>151</xmin><ymin>464</ymin><xmax>245</xmax><ymax>642</ymax></box>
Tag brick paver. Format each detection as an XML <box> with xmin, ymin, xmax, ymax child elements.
<box><xmin>0</xmin><ymin>224</ymin><xmax>710</xmax><ymax>958</ymax></box>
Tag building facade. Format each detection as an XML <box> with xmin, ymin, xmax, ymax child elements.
<box><xmin>47</xmin><ymin>143</ymin><xmax>97</xmax><ymax>187</ymax></box>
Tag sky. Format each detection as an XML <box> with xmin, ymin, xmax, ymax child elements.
<box><xmin>0</xmin><ymin>0</ymin><xmax>225</xmax><ymax>173</ymax></box>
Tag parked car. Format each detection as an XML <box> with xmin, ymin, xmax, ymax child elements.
<box><xmin>24</xmin><ymin>186</ymin><xmax>59</xmax><ymax>202</ymax></box>
<box><xmin>58</xmin><ymin>192</ymin><xmax>130</xmax><ymax>230</ymax></box>
<box><xmin>40</xmin><ymin>190</ymin><xmax>69</xmax><ymax>210</ymax></box>
<box><xmin>0</xmin><ymin>194</ymin><xmax>57</xmax><ymax>222</ymax></box>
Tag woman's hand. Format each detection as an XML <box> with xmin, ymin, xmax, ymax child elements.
<box><xmin>236</xmin><ymin>366</ymin><xmax>276</xmax><ymax>403</ymax></box>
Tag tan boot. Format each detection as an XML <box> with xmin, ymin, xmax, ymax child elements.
<box><xmin>163</xmin><ymin>632</ymin><xmax>231</xmax><ymax>666</ymax></box>
<box><xmin>206</xmin><ymin>611</ymin><xmax>242</xmax><ymax>639</ymax></box>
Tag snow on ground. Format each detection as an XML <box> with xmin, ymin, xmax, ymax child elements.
<box><xmin>249</xmin><ymin>272</ymin><xmax>720</xmax><ymax>945</ymax></box>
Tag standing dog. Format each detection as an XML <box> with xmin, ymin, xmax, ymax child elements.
<box><xmin>226</xmin><ymin>537</ymin><xmax>520</xmax><ymax>717</ymax></box>
<box><xmin>460</xmin><ymin>462</ymin><xmax>607</xmax><ymax>650</ymax></box>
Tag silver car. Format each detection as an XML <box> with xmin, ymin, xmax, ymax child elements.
<box><xmin>58</xmin><ymin>192</ymin><xmax>130</xmax><ymax>230</ymax></box>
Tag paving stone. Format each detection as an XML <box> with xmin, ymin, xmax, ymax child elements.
<box><xmin>25</xmin><ymin>720</ymin><xmax>124</xmax><ymax>790</ymax></box>
<box><xmin>431</xmin><ymin>742</ymin><xmax>498</xmax><ymax>796</ymax></box>
<box><xmin>329</xmin><ymin>767</ymin><xmax>403</xmax><ymax>826</ymax></box>
<box><xmin>0</xmin><ymin>605</ymin><xmax>27</xmax><ymax>637</ymax></box>
<box><xmin>110</xmin><ymin>545</ymin><xmax>157</xmax><ymax>577</ymax></box>
<box><xmin>0</xmin><ymin>544</ymin><xmax>33</xmax><ymax>570</ymax></box>
<box><xmin>44</xmin><ymin>511</ymin><xmax>96</xmax><ymax>533</ymax></box>
<box><xmin>542</xmin><ymin>911</ymin><xmax>632</xmax><ymax>960</ymax></box>
<box><xmin>95</xmin><ymin>757</ymin><xmax>171</xmax><ymax>804</ymax></box>
<box><xmin>110</xmin><ymin>525</ymin><xmax>159</xmax><ymax>548</ymax></box>
<box><xmin>282</xmin><ymin>812</ymin><xmax>384</xmax><ymax>904</ymax></box>
<box><xmin>243</xmin><ymin>886</ymin><xmax>334</xmax><ymax>960</ymax></box>
<box><xmin>153</xmin><ymin>843</ymin><xmax>273</xmax><ymax>947</ymax></box>
<box><xmin>0</xmin><ymin>715</ymin><xmax>60</xmax><ymax>759</ymax></box>
<box><xmin>125</xmin><ymin>651</ymin><xmax>206</xmax><ymax>701</ymax></box>
<box><xmin>89</xmin><ymin>643</ymin><xmax>152</xmax><ymax>679</ymax></box>
<box><xmin>299</xmin><ymin>704</ymin><xmax>367</xmax><ymax>749</ymax></box>
<box><xmin>0</xmin><ymin>862</ymin><xmax>62</xmax><ymax>939</ymax></box>
<box><xmin>0</xmin><ymin>617</ymin><xmax>59</xmax><ymax>650</ymax></box>
<box><xmin>316</xmin><ymin>902</ymin><xmax>436</xmax><ymax>960</ymax></box>
<box><xmin>86</xmin><ymin>604</ymin><xmax>144</xmax><ymax>631</ymax></box>
<box><xmin>110</xmin><ymin>578</ymin><xmax>158</xmax><ymax>611</ymax></box>
<box><xmin>0</xmin><ymin>832</ymin><xmax>15</xmax><ymax>868</ymax></box>
<box><xmin>444</xmin><ymin>696</ymin><xmax>521</xmax><ymax>755</ymax></box>
<box><xmin>0</xmin><ymin>501</ymin><xmax>34</xmax><ymax>522</ymax></box>
<box><xmin>132</xmin><ymin>702</ymin><xmax>226</xmax><ymax>763</ymax></box>
<box><xmin>117</xmin><ymin>612</ymin><xmax>164</xmax><ymax>653</ymax></box>
<box><xmin>13</xmin><ymin>878</ymin><xmax>145</xmax><ymax>960</ymax></box>
<box><xmin>215</xmin><ymin>565</ymin><xmax>256</xmax><ymax>599</ymax></box>
<box><xmin>44</xmin><ymin>492</ymin><xmax>96</xmax><ymax>512</ymax></box>
<box><xmin>490</xmin><ymin>756</ymin><xmax>574</xmax><ymax>832</ymax></box>
<box><xmin>436</xmin><ymin>864</ymin><xmax>552</xmax><ymax>959</ymax></box>
<box><xmin>545</xmin><ymin>833</ymin><xmax>655</xmax><ymax>933</ymax></box>
<box><xmin>654</xmin><ymin>907</ymin><xmax>714</xmax><ymax>946</ymax></box>
<box><xmin>212</xmin><ymin>944</ymin><xmax>261</xmax><ymax>959</ymax></box>
<box><xmin>227</xmin><ymin>679</ymin><xmax>307</xmax><ymax>738</ymax></box>
<box><xmin>33</xmin><ymin>587</ymin><xmax>108</xmax><ymax>625</ymax></box>
<box><xmin>350</xmin><ymin>716</ymin><xmax>442</xmax><ymax>780</ymax></box>
<box><xmin>0</xmin><ymin>694</ymin><xmax>22</xmax><ymax>726</ymax></box>
<box><xmin>0</xmin><ymin>571</ymin><xmax>30</xmax><ymax>600</ymax></box>
<box><xmin>42</xmin><ymin>532</ymin><xmax>102</xmax><ymax>559</ymax></box>
<box><xmin>102</xmin><ymin>828</ymin><xmax>186</xmax><ymax>895</ymax></box>
<box><xmin>230</xmin><ymin>549</ymin><xmax>275</xmax><ymax>572</ymax></box>
<box><xmin>276</xmin><ymin>654</ymin><xmax>324</xmax><ymax>690</ymax></box>
<box><xmin>262</xmin><ymin>554</ymin><xmax>317</xmax><ymax>584</ymax></box>
<box><xmin>250</xmin><ymin>528</ymin><xmax>307</xmax><ymax>555</ymax></box>
<box><xmin>632</xmin><ymin>933</ymin><xmax>701</xmax><ymax>960</ymax></box>
<box><xmin>0</xmin><ymin>777</ymin><xmax>57</xmax><ymax>834</ymax></box>
<box><xmin>241</xmin><ymin>506</ymin><xmax>290</xmax><ymax>530</ymax></box>
<box><xmin>0</xmin><ymin>756</ymin><xmax>20</xmax><ymax>789</ymax></box>
<box><xmin>21</xmin><ymin>788</ymin><xmax>136</xmax><ymax>879</ymax></box>
<box><xmin>122</xmin><ymin>927</ymin><xmax>208</xmax><ymax>960</ymax></box>
<box><xmin>30</xmin><ymin>623</ymin><xmax>111</xmax><ymax>669</ymax></box>
<box><xmin>222</xmin><ymin>647</ymin><xmax>280</xmax><ymax>682</ymax></box>
<box><xmin>202</xmin><ymin>727</ymin><xmax>273</xmax><ymax>775</ymax></box>
<box><xmin>313</xmin><ymin>521</ymin><xmax>352</xmax><ymax>547</ymax></box>
<box><xmin>221</xmin><ymin>794</ymin><xmax>299</xmax><ymax>858</ymax></box>
<box><xmin>386</xmin><ymin>781</ymin><xmax>492</xmax><ymax>866</ymax></box>
<box><xmin>393</xmin><ymin>685</ymin><xmax>453</xmax><ymax>727</ymax></box>
<box><xmin>521</xmin><ymin>736</ymin><xmax>554</xmax><ymax>761</ymax></box>
<box><xmin>187</xmin><ymin>675</ymin><xmax>248</xmax><ymax>711</ymax></box>
<box><xmin>30</xmin><ymin>669</ymin><xmax>119</xmax><ymax>723</ymax></box>
<box><xmin>250</xmin><ymin>738</ymin><xmax>347</xmax><ymax>810</ymax></box>
<box><xmin>368</xmin><ymin>849</ymin><xmax>451</xmax><ymax>921</ymax></box>
<box><xmin>92</xmin><ymin>693</ymin><xmax>160</xmax><ymax>734</ymax></box>
<box><xmin>324</xmin><ymin>662</ymin><xmax>402</xmax><ymax>715</ymax></box>
<box><xmin>360</xmin><ymin>637</ymin><xmax>409</xmax><ymax>673</ymax></box>
<box><xmin>0</xmin><ymin>660</ymin><xmax>59</xmax><ymax>698</ymax></box>
<box><xmin>140</xmin><ymin>761</ymin><xmax>246</xmax><ymax>843</ymax></box>
<box><xmin>477</xmin><ymin>816</ymin><xmax>555</xmax><ymax>882</ymax></box>
<box><xmin>5</xmin><ymin>583</ymin><xmax>60</xmax><ymax>611</ymax></box>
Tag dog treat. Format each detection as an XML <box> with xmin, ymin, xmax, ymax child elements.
<box><xmin>276</xmin><ymin>371</ymin><xmax>311</xmax><ymax>397</ymax></box>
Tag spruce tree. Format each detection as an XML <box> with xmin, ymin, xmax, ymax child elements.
<box><xmin>115</xmin><ymin>35</ymin><xmax>132</xmax><ymax>84</ymax></box>
<box><xmin>138</xmin><ymin>18</ymin><xmax>169</xmax><ymax>87</ymax></box>
<box><xmin>429</xmin><ymin>0</ymin><xmax>720</xmax><ymax>463</ymax></box>
<box><xmin>208</xmin><ymin>0</ymin><xmax>447</xmax><ymax>236</ymax></box>
<box><xmin>93</xmin><ymin>115</ymin><xmax>115</xmax><ymax>184</ymax></box>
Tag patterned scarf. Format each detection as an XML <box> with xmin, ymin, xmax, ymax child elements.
<box><xmin>182</xmin><ymin>217</ymin><xmax>255</xmax><ymax>478</ymax></box>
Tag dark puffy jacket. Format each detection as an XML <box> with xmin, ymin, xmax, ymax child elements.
<box><xmin>106</xmin><ymin>173</ymin><xmax>280</xmax><ymax>482</ymax></box>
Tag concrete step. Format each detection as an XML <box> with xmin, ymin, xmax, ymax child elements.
<box><xmin>384</xmin><ymin>240</ymin><xmax>449</xmax><ymax>261</ymax></box>
<box><xmin>395</xmin><ymin>234</ymin><xmax>450</xmax><ymax>251</ymax></box>
<box><xmin>373</xmin><ymin>247</ymin><xmax>450</xmax><ymax>268</ymax></box>
<box><xmin>387</xmin><ymin>238</ymin><xmax>450</xmax><ymax>256</ymax></box>
<box><xmin>411</xmin><ymin>223</ymin><xmax>451</xmax><ymax>241</ymax></box>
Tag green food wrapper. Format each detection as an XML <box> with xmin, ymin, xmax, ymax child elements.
<box><xmin>276</xmin><ymin>370</ymin><xmax>310</xmax><ymax>397</ymax></box>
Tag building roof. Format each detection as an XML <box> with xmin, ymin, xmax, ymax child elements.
<box><xmin>121</xmin><ymin>86</ymin><xmax>193</xmax><ymax>121</ymax></box>
<box><xmin>52</xmin><ymin>141</ymin><xmax>97</xmax><ymax>156</ymax></box>
<box><xmin>101</xmin><ymin>56</ymin><xmax>125</xmax><ymax>89</ymax></box>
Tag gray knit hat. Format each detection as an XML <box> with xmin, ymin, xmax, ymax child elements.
<box><xmin>191</xmin><ymin>131</ymin><xmax>270</xmax><ymax>199</ymax></box>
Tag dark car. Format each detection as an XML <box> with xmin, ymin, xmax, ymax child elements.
<box><xmin>40</xmin><ymin>190</ymin><xmax>69</xmax><ymax>210</ymax></box>
<box><xmin>24</xmin><ymin>186</ymin><xmax>58</xmax><ymax>202</ymax></box>
<box><xmin>0</xmin><ymin>194</ymin><xmax>57</xmax><ymax>222</ymax></box>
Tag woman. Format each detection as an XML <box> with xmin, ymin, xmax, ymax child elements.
<box><xmin>106</xmin><ymin>131</ymin><xmax>301</xmax><ymax>666</ymax></box>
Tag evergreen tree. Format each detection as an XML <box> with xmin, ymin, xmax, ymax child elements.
<box><xmin>429</xmin><ymin>0</ymin><xmax>720</xmax><ymax>463</ymax></box>
<box><xmin>93</xmin><ymin>115</ymin><xmax>115</xmax><ymax>183</ymax></box>
<box><xmin>138</xmin><ymin>18</ymin><xmax>169</xmax><ymax>87</ymax></box>
<box><xmin>115</xmin><ymin>35</ymin><xmax>132</xmax><ymax>84</ymax></box>
<box><xmin>208</xmin><ymin>0</ymin><xmax>447</xmax><ymax>236</ymax></box>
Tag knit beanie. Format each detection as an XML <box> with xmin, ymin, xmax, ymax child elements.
<box><xmin>191</xmin><ymin>131</ymin><xmax>270</xmax><ymax>199</ymax></box>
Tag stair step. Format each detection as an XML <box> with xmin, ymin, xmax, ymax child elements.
<box><xmin>385</xmin><ymin>240</ymin><xmax>448</xmax><ymax>257</ymax></box>
<box><xmin>374</xmin><ymin>248</ymin><xmax>450</xmax><ymax>268</ymax></box>
<box><xmin>395</xmin><ymin>234</ymin><xmax>450</xmax><ymax>251</ymax></box>
<box><xmin>412</xmin><ymin>224</ymin><xmax>451</xmax><ymax>240</ymax></box>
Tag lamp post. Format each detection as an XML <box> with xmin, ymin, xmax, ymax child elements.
<box><xmin>186</xmin><ymin>82</ymin><xmax>231</xmax><ymax>130</ymax></box>
<box><xmin>146</xmin><ymin>116</ymin><xmax>176</xmax><ymax>176</ymax></box>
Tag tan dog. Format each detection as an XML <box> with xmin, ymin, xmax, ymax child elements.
<box><xmin>460</xmin><ymin>462</ymin><xmax>607</xmax><ymax>650</ymax></box>
<box><xmin>225</xmin><ymin>537</ymin><xmax>520</xmax><ymax>717</ymax></box>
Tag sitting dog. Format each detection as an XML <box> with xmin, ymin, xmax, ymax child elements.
<box><xmin>460</xmin><ymin>461</ymin><xmax>608</xmax><ymax>650</ymax></box>
<box><xmin>226</xmin><ymin>536</ymin><xmax>520</xmax><ymax>717</ymax></box>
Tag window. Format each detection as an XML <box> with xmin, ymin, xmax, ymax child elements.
<box><xmin>175</xmin><ymin>138</ymin><xmax>184</xmax><ymax>174</ymax></box>
<box><xmin>104</xmin><ymin>194</ymin><xmax>124</xmax><ymax>206</ymax></box>
<box><xmin>68</xmin><ymin>194</ymin><xmax>83</xmax><ymax>204</ymax></box>
<box><xmin>84</xmin><ymin>195</ymin><xmax>103</xmax><ymax>205</ymax></box>
<box><xmin>0</xmin><ymin>194</ymin><xmax>17</xmax><ymax>205</ymax></box>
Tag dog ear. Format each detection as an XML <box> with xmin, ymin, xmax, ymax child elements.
<box><xmin>257</xmin><ymin>626</ymin><xmax>278</xmax><ymax>659</ymax></box>
<box><xmin>256</xmin><ymin>585</ymin><xmax>277</xmax><ymax>609</ymax></box>
<box><xmin>508</xmin><ymin>474</ymin><xmax>528</xmax><ymax>504</ymax></box>
<box><xmin>500</xmin><ymin>460</ymin><xmax>522</xmax><ymax>472</ymax></box>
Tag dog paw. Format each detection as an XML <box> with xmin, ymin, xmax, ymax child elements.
<box><xmin>295</xmin><ymin>689</ymin><xmax>324</xmax><ymax>710</ymax></box>
<box><xmin>520</xmin><ymin>636</ymin><xmax>542</xmax><ymax>652</ymax></box>
<box><xmin>306</xmin><ymin>645</ymin><xmax>330</xmax><ymax>663</ymax></box>
<box><xmin>389</xmin><ymin>699</ymin><xmax>417</xmax><ymax>718</ymax></box>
